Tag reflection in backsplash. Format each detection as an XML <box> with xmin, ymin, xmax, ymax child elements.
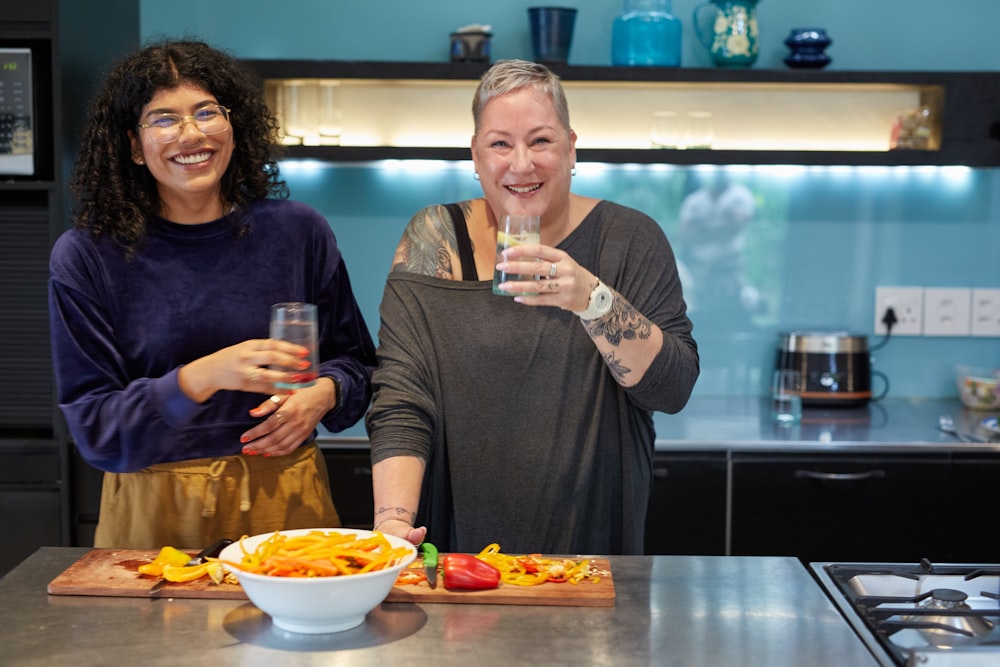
<box><xmin>281</xmin><ymin>160</ymin><xmax>1000</xmax><ymax>400</ymax></box>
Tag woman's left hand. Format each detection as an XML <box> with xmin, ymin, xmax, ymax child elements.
<box><xmin>496</xmin><ymin>244</ymin><xmax>594</xmax><ymax>312</ymax></box>
<box><xmin>239</xmin><ymin>378</ymin><xmax>336</xmax><ymax>456</ymax></box>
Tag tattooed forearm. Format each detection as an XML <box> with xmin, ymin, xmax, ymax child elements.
<box><xmin>583</xmin><ymin>300</ymin><xmax>653</xmax><ymax>346</ymax></box>
<box><xmin>392</xmin><ymin>205</ymin><xmax>459</xmax><ymax>278</ymax></box>
<box><xmin>601</xmin><ymin>350</ymin><xmax>631</xmax><ymax>383</ymax></box>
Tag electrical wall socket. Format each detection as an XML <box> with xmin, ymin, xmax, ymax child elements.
<box><xmin>922</xmin><ymin>287</ymin><xmax>971</xmax><ymax>336</ymax></box>
<box><xmin>874</xmin><ymin>287</ymin><xmax>923</xmax><ymax>335</ymax></box>
<box><xmin>971</xmin><ymin>288</ymin><xmax>1000</xmax><ymax>337</ymax></box>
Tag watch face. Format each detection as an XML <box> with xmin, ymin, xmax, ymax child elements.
<box><xmin>594</xmin><ymin>285</ymin><xmax>612</xmax><ymax>312</ymax></box>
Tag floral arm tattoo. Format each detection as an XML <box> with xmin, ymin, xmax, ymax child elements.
<box><xmin>583</xmin><ymin>297</ymin><xmax>653</xmax><ymax>383</ymax></box>
<box><xmin>391</xmin><ymin>203</ymin><xmax>472</xmax><ymax>279</ymax></box>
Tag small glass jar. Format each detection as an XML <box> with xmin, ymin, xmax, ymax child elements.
<box><xmin>612</xmin><ymin>0</ymin><xmax>682</xmax><ymax>67</ymax></box>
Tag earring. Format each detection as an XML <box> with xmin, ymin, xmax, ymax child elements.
<box><xmin>571</xmin><ymin>167</ymin><xmax>576</xmax><ymax>177</ymax></box>
<box><xmin>137</xmin><ymin>158</ymin><xmax>145</xmax><ymax>165</ymax></box>
<box><xmin>473</xmin><ymin>171</ymin><xmax>480</xmax><ymax>181</ymax></box>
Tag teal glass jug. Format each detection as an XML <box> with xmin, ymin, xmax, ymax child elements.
<box><xmin>612</xmin><ymin>0</ymin><xmax>682</xmax><ymax>67</ymax></box>
<box><xmin>693</xmin><ymin>0</ymin><xmax>760</xmax><ymax>68</ymax></box>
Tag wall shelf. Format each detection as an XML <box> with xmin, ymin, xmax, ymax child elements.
<box><xmin>243</xmin><ymin>60</ymin><xmax>1000</xmax><ymax>167</ymax></box>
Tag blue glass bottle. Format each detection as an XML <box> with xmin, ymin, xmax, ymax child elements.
<box><xmin>612</xmin><ymin>0</ymin><xmax>682</xmax><ymax>67</ymax></box>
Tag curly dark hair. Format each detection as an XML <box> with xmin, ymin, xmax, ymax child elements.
<box><xmin>69</xmin><ymin>39</ymin><xmax>288</xmax><ymax>250</ymax></box>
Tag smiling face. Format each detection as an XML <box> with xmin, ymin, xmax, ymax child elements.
<box><xmin>471</xmin><ymin>86</ymin><xmax>576</xmax><ymax>225</ymax></box>
<box><xmin>130</xmin><ymin>83</ymin><xmax>234</xmax><ymax>221</ymax></box>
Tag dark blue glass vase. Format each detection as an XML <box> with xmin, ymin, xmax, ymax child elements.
<box><xmin>784</xmin><ymin>28</ymin><xmax>832</xmax><ymax>69</ymax></box>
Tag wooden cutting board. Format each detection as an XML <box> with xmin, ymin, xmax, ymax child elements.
<box><xmin>385</xmin><ymin>558</ymin><xmax>615</xmax><ymax>607</ymax></box>
<box><xmin>47</xmin><ymin>549</ymin><xmax>615</xmax><ymax>607</ymax></box>
<box><xmin>47</xmin><ymin>549</ymin><xmax>247</xmax><ymax>599</ymax></box>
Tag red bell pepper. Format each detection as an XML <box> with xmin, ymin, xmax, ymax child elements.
<box><xmin>442</xmin><ymin>553</ymin><xmax>501</xmax><ymax>590</ymax></box>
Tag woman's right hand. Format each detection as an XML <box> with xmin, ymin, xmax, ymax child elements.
<box><xmin>178</xmin><ymin>338</ymin><xmax>311</xmax><ymax>404</ymax></box>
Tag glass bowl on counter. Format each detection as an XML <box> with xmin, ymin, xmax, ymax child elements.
<box><xmin>956</xmin><ymin>365</ymin><xmax>1000</xmax><ymax>410</ymax></box>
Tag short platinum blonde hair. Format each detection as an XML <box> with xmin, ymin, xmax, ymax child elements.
<box><xmin>472</xmin><ymin>59</ymin><xmax>571</xmax><ymax>134</ymax></box>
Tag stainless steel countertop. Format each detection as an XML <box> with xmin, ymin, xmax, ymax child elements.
<box><xmin>321</xmin><ymin>397</ymin><xmax>1000</xmax><ymax>454</ymax></box>
<box><xmin>2</xmin><ymin>548</ymin><xmax>878</xmax><ymax>666</ymax></box>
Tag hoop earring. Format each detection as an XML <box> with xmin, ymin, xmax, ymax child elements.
<box><xmin>473</xmin><ymin>172</ymin><xmax>480</xmax><ymax>181</ymax></box>
<box><xmin>571</xmin><ymin>167</ymin><xmax>577</xmax><ymax>177</ymax></box>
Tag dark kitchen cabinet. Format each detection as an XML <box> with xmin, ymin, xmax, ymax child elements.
<box><xmin>0</xmin><ymin>440</ymin><xmax>63</xmax><ymax>577</ymax></box>
<box><xmin>644</xmin><ymin>451</ymin><xmax>727</xmax><ymax>555</ymax></box>
<box><xmin>322</xmin><ymin>446</ymin><xmax>374</xmax><ymax>529</ymax></box>
<box><xmin>69</xmin><ymin>445</ymin><xmax>103</xmax><ymax>547</ymax></box>
<box><xmin>0</xmin><ymin>0</ymin><xmax>139</xmax><ymax>560</ymax></box>
<box><xmin>943</xmin><ymin>454</ymin><xmax>1000</xmax><ymax>563</ymax></box>
<box><xmin>730</xmin><ymin>453</ymin><xmax>953</xmax><ymax>562</ymax></box>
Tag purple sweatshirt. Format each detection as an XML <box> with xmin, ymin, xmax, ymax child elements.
<box><xmin>49</xmin><ymin>198</ymin><xmax>376</xmax><ymax>473</ymax></box>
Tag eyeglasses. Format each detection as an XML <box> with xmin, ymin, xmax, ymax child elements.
<box><xmin>138</xmin><ymin>104</ymin><xmax>232</xmax><ymax>144</ymax></box>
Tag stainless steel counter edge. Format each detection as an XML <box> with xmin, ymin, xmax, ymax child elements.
<box><xmin>320</xmin><ymin>398</ymin><xmax>1000</xmax><ymax>453</ymax></box>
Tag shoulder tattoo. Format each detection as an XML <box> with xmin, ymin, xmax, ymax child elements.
<box><xmin>392</xmin><ymin>205</ymin><xmax>460</xmax><ymax>279</ymax></box>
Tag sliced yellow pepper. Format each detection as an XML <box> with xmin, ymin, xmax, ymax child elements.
<box><xmin>162</xmin><ymin>561</ymin><xmax>224</xmax><ymax>583</ymax></box>
<box><xmin>137</xmin><ymin>545</ymin><xmax>193</xmax><ymax>577</ymax></box>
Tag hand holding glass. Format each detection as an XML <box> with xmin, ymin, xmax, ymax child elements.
<box><xmin>492</xmin><ymin>215</ymin><xmax>541</xmax><ymax>296</ymax></box>
<box><xmin>269</xmin><ymin>302</ymin><xmax>318</xmax><ymax>389</ymax></box>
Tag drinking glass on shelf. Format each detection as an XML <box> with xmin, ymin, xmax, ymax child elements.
<box><xmin>650</xmin><ymin>111</ymin><xmax>680</xmax><ymax>148</ymax></box>
<box><xmin>685</xmin><ymin>111</ymin><xmax>714</xmax><ymax>149</ymax></box>
<box><xmin>281</xmin><ymin>81</ymin><xmax>319</xmax><ymax>146</ymax></box>
<box><xmin>318</xmin><ymin>81</ymin><xmax>342</xmax><ymax>146</ymax></box>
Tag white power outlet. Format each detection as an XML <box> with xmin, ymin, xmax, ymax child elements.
<box><xmin>971</xmin><ymin>288</ymin><xmax>1000</xmax><ymax>337</ymax></box>
<box><xmin>874</xmin><ymin>287</ymin><xmax>923</xmax><ymax>335</ymax></box>
<box><xmin>923</xmin><ymin>287</ymin><xmax>971</xmax><ymax>336</ymax></box>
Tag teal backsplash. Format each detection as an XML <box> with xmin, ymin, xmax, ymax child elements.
<box><xmin>283</xmin><ymin>160</ymin><xmax>1000</xmax><ymax>400</ymax></box>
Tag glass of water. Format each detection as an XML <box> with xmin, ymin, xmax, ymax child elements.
<box><xmin>771</xmin><ymin>369</ymin><xmax>803</xmax><ymax>425</ymax></box>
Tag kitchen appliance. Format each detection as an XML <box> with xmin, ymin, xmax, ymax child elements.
<box><xmin>776</xmin><ymin>331</ymin><xmax>888</xmax><ymax>407</ymax></box>
<box><xmin>0</xmin><ymin>46</ymin><xmax>34</xmax><ymax>176</ymax></box>
<box><xmin>811</xmin><ymin>560</ymin><xmax>1000</xmax><ymax>666</ymax></box>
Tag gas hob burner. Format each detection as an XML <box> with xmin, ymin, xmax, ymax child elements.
<box><xmin>812</xmin><ymin>561</ymin><xmax>1000</xmax><ymax>666</ymax></box>
<box><xmin>903</xmin><ymin>588</ymin><xmax>996</xmax><ymax>647</ymax></box>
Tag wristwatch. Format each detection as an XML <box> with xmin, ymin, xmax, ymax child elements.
<box><xmin>573</xmin><ymin>279</ymin><xmax>613</xmax><ymax>320</ymax></box>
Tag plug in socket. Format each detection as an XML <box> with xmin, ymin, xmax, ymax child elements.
<box><xmin>874</xmin><ymin>287</ymin><xmax>923</xmax><ymax>335</ymax></box>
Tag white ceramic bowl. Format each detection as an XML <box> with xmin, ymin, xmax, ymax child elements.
<box><xmin>219</xmin><ymin>528</ymin><xmax>417</xmax><ymax>634</ymax></box>
<box><xmin>956</xmin><ymin>365</ymin><xmax>1000</xmax><ymax>410</ymax></box>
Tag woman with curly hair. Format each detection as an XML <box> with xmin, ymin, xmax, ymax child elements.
<box><xmin>49</xmin><ymin>40</ymin><xmax>376</xmax><ymax>548</ymax></box>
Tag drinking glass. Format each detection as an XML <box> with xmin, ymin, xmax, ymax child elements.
<box><xmin>270</xmin><ymin>302</ymin><xmax>318</xmax><ymax>389</ymax></box>
<box><xmin>771</xmin><ymin>369</ymin><xmax>803</xmax><ymax>425</ymax></box>
<box><xmin>492</xmin><ymin>215</ymin><xmax>541</xmax><ymax>296</ymax></box>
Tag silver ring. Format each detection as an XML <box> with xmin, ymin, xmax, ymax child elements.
<box><xmin>269</xmin><ymin>395</ymin><xmax>282</xmax><ymax>404</ymax></box>
<box><xmin>246</xmin><ymin>368</ymin><xmax>261</xmax><ymax>383</ymax></box>
<box><xmin>549</xmin><ymin>262</ymin><xmax>557</xmax><ymax>278</ymax></box>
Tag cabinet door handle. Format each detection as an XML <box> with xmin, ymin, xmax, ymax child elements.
<box><xmin>794</xmin><ymin>469</ymin><xmax>886</xmax><ymax>482</ymax></box>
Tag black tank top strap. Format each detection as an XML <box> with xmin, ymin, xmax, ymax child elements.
<box><xmin>445</xmin><ymin>203</ymin><xmax>478</xmax><ymax>281</ymax></box>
